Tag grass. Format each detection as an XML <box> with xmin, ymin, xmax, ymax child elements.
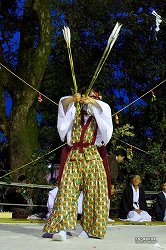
<box><xmin>107</xmin><ymin>218</ymin><xmax>166</xmax><ymax>226</ymax></box>
<box><xmin>0</xmin><ymin>218</ymin><xmax>45</xmax><ymax>223</ymax></box>
<box><xmin>0</xmin><ymin>217</ymin><xmax>166</xmax><ymax>225</ymax></box>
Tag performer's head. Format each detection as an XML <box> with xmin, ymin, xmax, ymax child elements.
<box><xmin>79</xmin><ymin>87</ymin><xmax>102</xmax><ymax>100</ymax></box>
<box><xmin>18</xmin><ymin>175</ymin><xmax>26</xmax><ymax>183</ymax></box>
<box><xmin>114</xmin><ymin>148</ymin><xmax>127</xmax><ymax>163</ymax></box>
<box><xmin>130</xmin><ymin>175</ymin><xmax>142</xmax><ymax>187</ymax></box>
<box><xmin>89</xmin><ymin>88</ymin><xmax>102</xmax><ymax>100</ymax></box>
<box><xmin>161</xmin><ymin>182</ymin><xmax>166</xmax><ymax>192</ymax></box>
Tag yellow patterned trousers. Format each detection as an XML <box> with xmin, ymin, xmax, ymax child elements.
<box><xmin>43</xmin><ymin>146</ymin><xmax>108</xmax><ymax>238</ymax></box>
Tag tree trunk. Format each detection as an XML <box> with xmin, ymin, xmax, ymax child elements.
<box><xmin>8</xmin><ymin>0</ymin><xmax>52</xmax><ymax>181</ymax></box>
<box><xmin>9</xmin><ymin>90</ymin><xmax>38</xmax><ymax>179</ymax></box>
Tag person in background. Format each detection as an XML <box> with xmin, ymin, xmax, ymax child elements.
<box><xmin>118</xmin><ymin>175</ymin><xmax>151</xmax><ymax>222</ymax></box>
<box><xmin>155</xmin><ymin>182</ymin><xmax>166</xmax><ymax>221</ymax></box>
<box><xmin>107</xmin><ymin>148</ymin><xmax>128</xmax><ymax>195</ymax></box>
<box><xmin>46</xmin><ymin>178</ymin><xmax>59</xmax><ymax>219</ymax></box>
<box><xmin>43</xmin><ymin>89</ymin><xmax>113</xmax><ymax>241</ymax></box>
<box><xmin>106</xmin><ymin>149</ymin><xmax>128</xmax><ymax>222</ymax></box>
<box><xmin>4</xmin><ymin>175</ymin><xmax>33</xmax><ymax>218</ymax></box>
<box><xmin>0</xmin><ymin>170</ymin><xmax>7</xmax><ymax>212</ymax></box>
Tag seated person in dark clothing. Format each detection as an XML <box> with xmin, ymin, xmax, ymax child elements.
<box><xmin>118</xmin><ymin>175</ymin><xmax>151</xmax><ymax>222</ymax></box>
<box><xmin>0</xmin><ymin>170</ymin><xmax>7</xmax><ymax>211</ymax></box>
<box><xmin>155</xmin><ymin>182</ymin><xmax>166</xmax><ymax>221</ymax></box>
<box><xmin>4</xmin><ymin>175</ymin><xmax>33</xmax><ymax>218</ymax></box>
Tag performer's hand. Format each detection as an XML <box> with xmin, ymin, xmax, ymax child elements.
<box><xmin>73</xmin><ymin>93</ymin><xmax>81</xmax><ymax>103</ymax></box>
<box><xmin>87</xmin><ymin>95</ymin><xmax>103</xmax><ymax>110</ymax></box>
<box><xmin>86</xmin><ymin>96</ymin><xmax>96</xmax><ymax>104</ymax></box>
<box><xmin>80</xmin><ymin>95</ymin><xmax>95</xmax><ymax>104</ymax></box>
<box><xmin>134</xmin><ymin>209</ymin><xmax>141</xmax><ymax>214</ymax></box>
<box><xmin>62</xmin><ymin>94</ymin><xmax>81</xmax><ymax>113</ymax></box>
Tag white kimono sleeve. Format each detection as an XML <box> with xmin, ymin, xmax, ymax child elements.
<box><xmin>57</xmin><ymin>96</ymin><xmax>76</xmax><ymax>142</ymax></box>
<box><xmin>92</xmin><ymin>100</ymin><xmax>113</xmax><ymax>145</ymax></box>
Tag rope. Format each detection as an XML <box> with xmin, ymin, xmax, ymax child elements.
<box><xmin>117</xmin><ymin>139</ymin><xmax>150</xmax><ymax>154</ymax></box>
<box><xmin>0</xmin><ymin>62</ymin><xmax>59</xmax><ymax>106</ymax></box>
<box><xmin>0</xmin><ymin>202</ymin><xmax>46</xmax><ymax>207</ymax></box>
<box><xmin>1</xmin><ymin>62</ymin><xmax>165</xmax><ymax>115</ymax></box>
<box><xmin>112</xmin><ymin>79</ymin><xmax>166</xmax><ymax>116</ymax></box>
<box><xmin>0</xmin><ymin>143</ymin><xmax>66</xmax><ymax>180</ymax></box>
<box><xmin>111</xmin><ymin>79</ymin><xmax>166</xmax><ymax>154</ymax></box>
<box><xmin>0</xmin><ymin>62</ymin><xmax>165</xmax><ymax>178</ymax></box>
<box><xmin>0</xmin><ymin>181</ymin><xmax>53</xmax><ymax>189</ymax></box>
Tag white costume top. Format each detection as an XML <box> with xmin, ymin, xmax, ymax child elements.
<box><xmin>57</xmin><ymin>96</ymin><xmax>113</xmax><ymax>146</ymax></box>
<box><xmin>162</xmin><ymin>191</ymin><xmax>166</xmax><ymax>199</ymax></box>
<box><xmin>47</xmin><ymin>187</ymin><xmax>59</xmax><ymax>213</ymax></box>
<box><xmin>162</xmin><ymin>192</ymin><xmax>166</xmax><ymax>221</ymax></box>
<box><xmin>132</xmin><ymin>185</ymin><xmax>140</xmax><ymax>209</ymax></box>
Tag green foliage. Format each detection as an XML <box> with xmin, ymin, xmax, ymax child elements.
<box><xmin>108</xmin><ymin>123</ymin><xmax>134</xmax><ymax>150</ymax></box>
<box><xmin>114</xmin><ymin>124</ymin><xmax>135</xmax><ymax>138</ymax></box>
<box><xmin>122</xmin><ymin>142</ymin><xmax>166</xmax><ymax>190</ymax></box>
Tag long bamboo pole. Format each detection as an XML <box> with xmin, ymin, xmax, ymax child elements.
<box><xmin>62</xmin><ymin>26</ymin><xmax>80</xmax><ymax>124</ymax></box>
<box><xmin>86</xmin><ymin>22</ymin><xmax>122</xmax><ymax>96</ymax></box>
<box><xmin>62</xmin><ymin>26</ymin><xmax>78</xmax><ymax>94</ymax></box>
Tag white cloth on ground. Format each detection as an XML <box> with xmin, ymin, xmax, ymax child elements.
<box><xmin>127</xmin><ymin>210</ymin><xmax>151</xmax><ymax>222</ymax></box>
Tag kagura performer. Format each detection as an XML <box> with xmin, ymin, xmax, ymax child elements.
<box><xmin>43</xmin><ymin>88</ymin><xmax>113</xmax><ymax>240</ymax></box>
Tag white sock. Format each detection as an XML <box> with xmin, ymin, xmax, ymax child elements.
<box><xmin>53</xmin><ymin>230</ymin><xmax>66</xmax><ymax>241</ymax></box>
<box><xmin>108</xmin><ymin>218</ymin><xmax>115</xmax><ymax>222</ymax></box>
<box><xmin>79</xmin><ymin>230</ymin><xmax>89</xmax><ymax>239</ymax></box>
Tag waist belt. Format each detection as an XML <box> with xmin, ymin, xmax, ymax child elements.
<box><xmin>71</xmin><ymin>142</ymin><xmax>93</xmax><ymax>153</ymax></box>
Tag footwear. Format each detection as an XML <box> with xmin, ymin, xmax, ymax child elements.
<box><xmin>88</xmin><ymin>235</ymin><xmax>102</xmax><ymax>239</ymax></box>
<box><xmin>79</xmin><ymin>230</ymin><xmax>102</xmax><ymax>239</ymax></box>
<box><xmin>42</xmin><ymin>232</ymin><xmax>53</xmax><ymax>238</ymax></box>
<box><xmin>53</xmin><ymin>230</ymin><xmax>67</xmax><ymax>241</ymax></box>
<box><xmin>79</xmin><ymin>230</ymin><xmax>89</xmax><ymax>239</ymax></box>
<box><xmin>108</xmin><ymin>218</ymin><xmax>115</xmax><ymax>222</ymax></box>
<box><xmin>67</xmin><ymin>231</ymin><xmax>73</xmax><ymax>237</ymax></box>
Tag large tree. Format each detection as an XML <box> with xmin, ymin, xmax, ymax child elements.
<box><xmin>0</xmin><ymin>0</ymin><xmax>52</xmax><ymax>180</ymax></box>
